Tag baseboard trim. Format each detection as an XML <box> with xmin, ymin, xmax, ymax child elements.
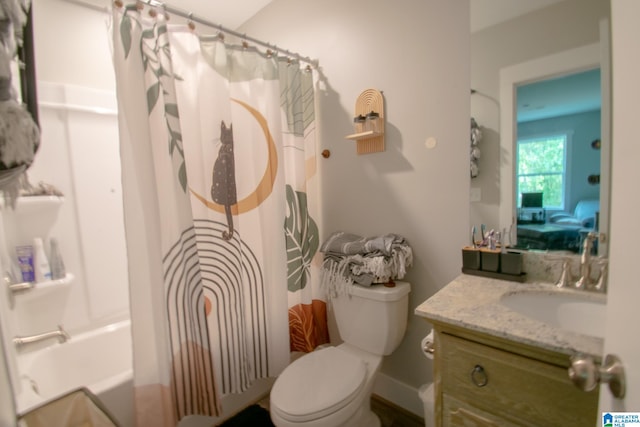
<box><xmin>372</xmin><ymin>372</ymin><xmax>426</xmax><ymax>419</ymax></box>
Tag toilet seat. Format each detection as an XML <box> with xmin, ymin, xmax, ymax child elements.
<box><xmin>271</xmin><ymin>346</ymin><xmax>367</xmax><ymax>422</ymax></box>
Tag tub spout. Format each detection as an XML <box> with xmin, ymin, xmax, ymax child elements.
<box><xmin>13</xmin><ymin>325</ymin><xmax>71</xmax><ymax>348</ymax></box>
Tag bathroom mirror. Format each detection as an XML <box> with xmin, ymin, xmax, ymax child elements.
<box><xmin>470</xmin><ymin>0</ymin><xmax>610</xmax><ymax>255</ymax></box>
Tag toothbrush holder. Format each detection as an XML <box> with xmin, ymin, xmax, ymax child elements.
<box><xmin>461</xmin><ymin>246</ymin><xmax>481</xmax><ymax>270</ymax></box>
<box><xmin>500</xmin><ymin>251</ymin><xmax>523</xmax><ymax>276</ymax></box>
<box><xmin>480</xmin><ymin>248</ymin><xmax>501</xmax><ymax>272</ymax></box>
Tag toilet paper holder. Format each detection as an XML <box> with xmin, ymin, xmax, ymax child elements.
<box><xmin>423</xmin><ymin>340</ymin><xmax>435</xmax><ymax>355</ymax></box>
<box><xmin>421</xmin><ymin>330</ymin><xmax>435</xmax><ymax>358</ymax></box>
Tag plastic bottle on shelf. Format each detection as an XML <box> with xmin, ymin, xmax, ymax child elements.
<box><xmin>16</xmin><ymin>245</ymin><xmax>35</xmax><ymax>282</ymax></box>
<box><xmin>33</xmin><ymin>237</ymin><xmax>52</xmax><ymax>283</ymax></box>
<box><xmin>49</xmin><ymin>237</ymin><xmax>66</xmax><ymax>280</ymax></box>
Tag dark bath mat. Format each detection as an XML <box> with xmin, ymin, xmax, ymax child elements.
<box><xmin>218</xmin><ymin>404</ymin><xmax>274</xmax><ymax>427</ymax></box>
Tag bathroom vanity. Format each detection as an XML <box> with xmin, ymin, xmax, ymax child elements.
<box><xmin>415</xmin><ymin>274</ymin><xmax>603</xmax><ymax>427</ymax></box>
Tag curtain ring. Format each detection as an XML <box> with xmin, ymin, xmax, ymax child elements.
<box><xmin>135</xmin><ymin>0</ymin><xmax>144</xmax><ymax>11</ymax></box>
<box><xmin>217</xmin><ymin>32</ymin><xmax>225</xmax><ymax>41</ymax></box>
<box><xmin>113</xmin><ymin>0</ymin><xmax>123</xmax><ymax>8</ymax></box>
<box><xmin>187</xmin><ymin>13</ymin><xmax>195</xmax><ymax>31</ymax></box>
<box><xmin>148</xmin><ymin>7</ymin><xmax>157</xmax><ymax>18</ymax></box>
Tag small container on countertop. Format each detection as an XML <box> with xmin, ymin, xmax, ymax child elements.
<box><xmin>462</xmin><ymin>246</ymin><xmax>481</xmax><ymax>270</ymax></box>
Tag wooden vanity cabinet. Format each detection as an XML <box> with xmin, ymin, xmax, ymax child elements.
<box><xmin>432</xmin><ymin>327</ymin><xmax>599</xmax><ymax>427</ymax></box>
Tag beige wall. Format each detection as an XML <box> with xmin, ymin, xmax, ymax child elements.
<box><xmin>243</xmin><ymin>0</ymin><xmax>470</xmax><ymax>397</ymax></box>
<box><xmin>470</xmin><ymin>0</ymin><xmax>610</xmax><ymax>230</ymax></box>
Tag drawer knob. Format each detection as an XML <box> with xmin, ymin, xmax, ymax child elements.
<box><xmin>471</xmin><ymin>364</ymin><xmax>488</xmax><ymax>387</ymax></box>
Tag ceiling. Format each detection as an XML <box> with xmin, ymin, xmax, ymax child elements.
<box><xmin>80</xmin><ymin>0</ymin><xmax>570</xmax><ymax>36</ymax></box>
<box><xmin>470</xmin><ymin>0</ymin><xmax>566</xmax><ymax>33</ymax></box>
<box><xmin>163</xmin><ymin>0</ymin><xmax>272</xmax><ymax>29</ymax></box>
<box><xmin>168</xmin><ymin>0</ymin><xmax>567</xmax><ymax>32</ymax></box>
<box><xmin>82</xmin><ymin>0</ymin><xmax>272</xmax><ymax>29</ymax></box>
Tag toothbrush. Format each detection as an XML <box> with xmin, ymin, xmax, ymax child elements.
<box><xmin>471</xmin><ymin>226</ymin><xmax>477</xmax><ymax>248</ymax></box>
<box><xmin>508</xmin><ymin>222</ymin><xmax>515</xmax><ymax>247</ymax></box>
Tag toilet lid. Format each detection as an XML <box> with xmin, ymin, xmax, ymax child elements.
<box><xmin>271</xmin><ymin>346</ymin><xmax>367</xmax><ymax>422</ymax></box>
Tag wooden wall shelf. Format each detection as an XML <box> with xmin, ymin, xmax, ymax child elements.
<box><xmin>345</xmin><ymin>89</ymin><xmax>385</xmax><ymax>154</ymax></box>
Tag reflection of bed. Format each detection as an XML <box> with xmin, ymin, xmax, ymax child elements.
<box><xmin>516</xmin><ymin>224</ymin><xmax>584</xmax><ymax>252</ymax></box>
<box><xmin>549</xmin><ymin>199</ymin><xmax>599</xmax><ymax>229</ymax></box>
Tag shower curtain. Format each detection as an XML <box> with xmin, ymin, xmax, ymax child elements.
<box><xmin>110</xmin><ymin>4</ymin><xmax>328</xmax><ymax>425</ymax></box>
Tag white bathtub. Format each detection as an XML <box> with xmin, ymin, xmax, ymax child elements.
<box><xmin>17</xmin><ymin>320</ymin><xmax>134</xmax><ymax>426</ymax></box>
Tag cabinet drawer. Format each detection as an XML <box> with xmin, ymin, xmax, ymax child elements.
<box><xmin>440</xmin><ymin>333</ymin><xmax>598</xmax><ymax>426</ymax></box>
<box><xmin>443</xmin><ymin>394</ymin><xmax>520</xmax><ymax>427</ymax></box>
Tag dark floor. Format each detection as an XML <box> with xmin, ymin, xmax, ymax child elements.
<box><xmin>371</xmin><ymin>395</ymin><xmax>425</xmax><ymax>427</ymax></box>
<box><xmin>257</xmin><ymin>394</ymin><xmax>424</xmax><ymax>427</ymax></box>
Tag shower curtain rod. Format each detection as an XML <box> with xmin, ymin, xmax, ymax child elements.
<box><xmin>134</xmin><ymin>0</ymin><xmax>319</xmax><ymax>68</ymax></box>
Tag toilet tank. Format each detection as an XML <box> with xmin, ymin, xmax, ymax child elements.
<box><xmin>332</xmin><ymin>281</ymin><xmax>410</xmax><ymax>356</ymax></box>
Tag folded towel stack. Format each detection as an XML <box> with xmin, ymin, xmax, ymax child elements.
<box><xmin>320</xmin><ymin>231</ymin><xmax>413</xmax><ymax>298</ymax></box>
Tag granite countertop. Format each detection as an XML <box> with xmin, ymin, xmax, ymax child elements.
<box><xmin>415</xmin><ymin>274</ymin><xmax>606</xmax><ymax>358</ymax></box>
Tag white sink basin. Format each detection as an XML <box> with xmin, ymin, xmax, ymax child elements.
<box><xmin>500</xmin><ymin>291</ymin><xmax>607</xmax><ymax>339</ymax></box>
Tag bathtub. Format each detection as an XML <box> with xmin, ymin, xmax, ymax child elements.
<box><xmin>16</xmin><ymin>320</ymin><xmax>134</xmax><ymax>426</ymax></box>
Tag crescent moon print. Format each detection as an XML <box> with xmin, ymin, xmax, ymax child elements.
<box><xmin>191</xmin><ymin>98</ymin><xmax>278</xmax><ymax>215</ymax></box>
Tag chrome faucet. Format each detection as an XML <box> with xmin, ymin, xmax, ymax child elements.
<box><xmin>593</xmin><ymin>258</ymin><xmax>609</xmax><ymax>293</ymax></box>
<box><xmin>13</xmin><ymin>325</ymin><xmax>71</xmax><ymax>348</ymax></box>
<box><xmin>575</xmin><ymin>232</ymin><xmax>607</xmax><ymax>292</ymax></box>
<box><xmin>554</xmin><ymin>256</ymin><xmax>575</xmax><ymax>289</ymax></box>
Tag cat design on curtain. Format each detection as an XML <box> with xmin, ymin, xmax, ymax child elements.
<box><xmin>211</xmin><ymin>121</ymin><xmax>237</xmax><ymax>240</ymax></box>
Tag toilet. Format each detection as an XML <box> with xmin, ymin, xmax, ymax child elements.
<box><xmin>270</xmin><ymin>281</ymin><xmax>411</xmax><ymax>427</ymax></box>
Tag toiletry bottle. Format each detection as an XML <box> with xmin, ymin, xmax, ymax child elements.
<box><xmin>49</xmin><ymin>238</ymin><xmax>66</xmax><ymax>280</ymax></box>
<box><xmin>33</xmin><ymin>237</ymin><xmax>52</xmax><ymax>282</ymax></box>
<box><xmin>16</xmin><ymin>245</ymin><xmax>35</xmax><ymax>282</ymax></box>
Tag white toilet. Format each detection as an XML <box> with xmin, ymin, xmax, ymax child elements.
<box><xmin>270</xmin><ymin>281</ymin><xmax>411</xmax><ymax>427</ymax></box>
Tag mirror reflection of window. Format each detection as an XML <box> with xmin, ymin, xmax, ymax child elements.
<box><xmin>516</xmin><ymin>133</ymin><xmax>568</xmax><ymax>210</ymax></box>
<box><xmin>516</xmin><ymin>68</ymin><xmax>601</xmax><ymax>223</ymax></box>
